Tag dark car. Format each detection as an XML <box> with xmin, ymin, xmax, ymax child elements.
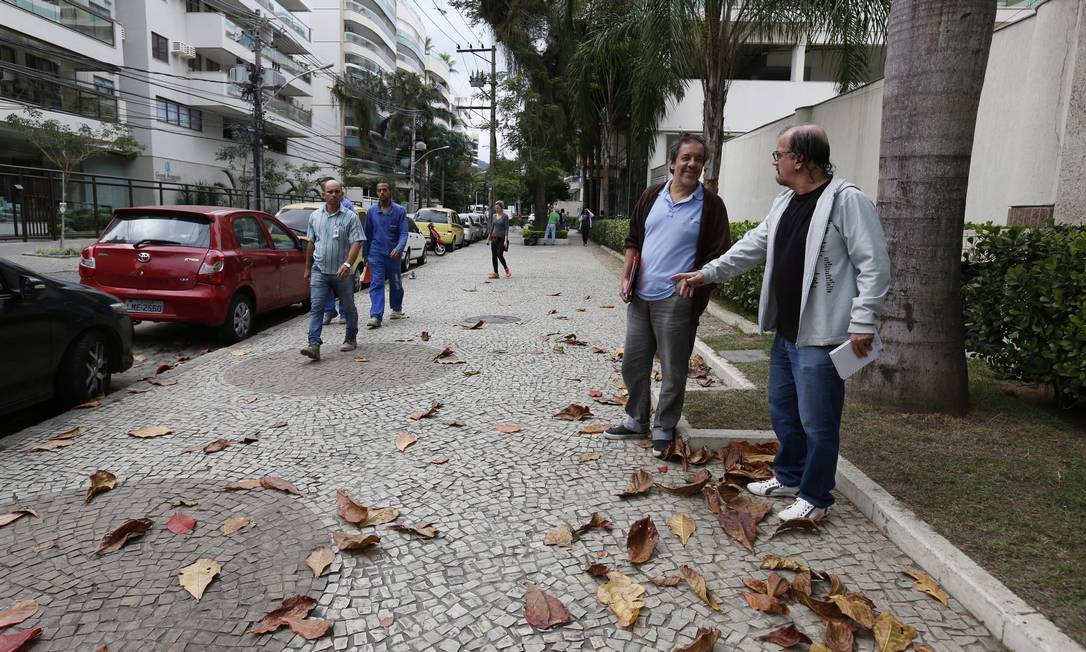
<box><xmin>0</xmin><ymin>257</ymin><xmax>134</xmax><ymax>416</ymax></box>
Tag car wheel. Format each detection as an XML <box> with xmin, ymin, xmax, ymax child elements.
<box><xmin>220</xmin><ymin>292</ymin><xmax>254</xmax><ymax>342</ymax></box>
<box><xmin>401</xmin><ymin>249</ymin><xmax>410</xmax><ymax>273</ymax></box>
<box><xmin>56</xmin><ymin>330</ymin><xmax>111</xmax><ymax>404</ymax></box>
<box><xmin>418</xmin><ymin>247</ymin><xmax>427</xmax><ymax>266</ymax></box>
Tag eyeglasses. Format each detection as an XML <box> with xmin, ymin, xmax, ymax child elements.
<box><xmin>771</xmin><ymin>151</ymin><xmax>793</xmax><ymax>162</ymax></box>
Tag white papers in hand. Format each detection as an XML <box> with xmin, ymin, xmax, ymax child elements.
<box><xmin>829</xmin><ymin>332</ymin><xmax>884</xmax><ymax>380</ymax></box>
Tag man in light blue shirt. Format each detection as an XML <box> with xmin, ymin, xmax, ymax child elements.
<box><xmin>318</xmin><ymin>178</ymin><xmax>355</xmax><ymax>324</ymax></box>
<box><xmin>301</xmin><ymin>179</ymin><xmax>364</xmax><ymax>361</ymax></box>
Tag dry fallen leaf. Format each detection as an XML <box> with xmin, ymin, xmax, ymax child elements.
<box><xmin>222</xmin><ymin>516</ymin><xmax>251</xmax><ymax>535</ymax></box>
<box><xmin>652</xmin><ymin>575</ymin><xmax>681</xmax><ymax>587</ymax></box>
<box><xmin>617</xmin><ymin>469</ymin><xmax>654</xmax><ymax>498</ymax></box>
<box><xmin>332</xmin><ymin>532</ymin><xmax>381</xmax><ymax>552</ymax></box>
<box><xmin>823</xmin><ymin>618</ymin><xmax>856</xmax><ymax>652</ymax></box>
<box><xmin>244</xmin><ymin>395</ymin><xmax>258</xmax><ymax>403</ymax></box>
<box><xmin>225</xmin><ymin>479</ymin><xmax>261</xmax><ymax>491</ymax></box>
<box><xmin>363</xmin><ymin>507</ymin><xmax>399</xmax><ymax>527</ymax></box>
<box><xmin>578</xmin><ymin>423</ymin><xmax>610</xmax><ymax>435</ymax></box>
<box><xmin>679</xmin><ymin>564</ymin><xmax>720</xmax><ymax>610</ymax></box>
<box><xmin>523</xmin><ymin>584</ymin><xmax>571</xmax><ymax>630</ymax></box>
<box><xmin>201</xmin><ymin>438</ymin><xmax>230</xmax><ymax>454</ymax></box>
<box><xmin>578</xmin><ymin>451</ymin><xmax>601</xmax><ymax>463</ymax></box>
<box><xmin>495</xmin><ymin>424</ymin><xmax>522</xmax><ymax>434</ymax></box>
<box><xmin>250</xmin><ymin>595</ymin><xmax>327</xmax><ymax>639</ymax></box>
<box><xmin>543</xmin><ymin>523</ymin><xmax>574</xmax><ymax>547</ymax></box>
<box><xmin>741</xmin><ymin>591</ymin><xmax>789</xmax><ymax>615</ymax></box>
<box><xmin>903</xmin><ymin>570</ymin><xmax>949</xmax><ymax>607</ymax></box>
<box><xmin>260</xmin><ymin>476</ymin><xmax>301</xmax><ymax>495</ymax></box>
<box><xmin>230</xmin><ymin>349</ymin><xmax>248</xmax><ymax>357</ymax></box>
<box><xmin>0</xmin><ymin>508</ymin><xmax>38</xmax><ymax>529</ymax></box>
<box><xmin>792</xmin><ymin>570</ymin><xmax>813</xmax><ymax>597</ymax></box>
<box><xmin>829</xmin><ymin>593</ymin><xmax>876</xmax><ymax>629</ymax></box>
<box><xmin>553</xmin><ymin>404</ymin><xmax>593</xmax><ymax>421</ymax></box>
<box><xmin>718</xmin><ymin>510</ymin><xmax>757</xmax><ymax>552</ymax></box>
<box><xmin>389</xmin><ymin>523</ymin><xmax>438</xmax><ymax>539</ymax></box>
<box><xmin>132</xmin><ymin>354</ymin><xmax>147</xmax><ymax>362</ymax></box>
<box><xmin>574</xmin><ymin>512</ymin><xmax>613</xmax><ymax>534</ymax></box>
<box><xmin>596</xmin><ymin>571</ymin><xmax>645</xmax><ymax>628</ymax></box>
<box><xmin>762</xmin><ymin>554</ymin><xmax>810</xmax><ymax>573</ymax></box>
<box><xmin>336</xmin><ymin>488</ymin><xmax>369</xmax><ymax>525</ymax></box>
<box><xmin>96</xmin><ymin>518</ymin><xmax>152</xmax><ymax>555</ymax></box>
<box><xmin>674</xmin><ymin>627</ymin><xmax>721</xmax><ymax>652</ymax></box>
<box><xmin>587</xmin><ymin>563</ymin><xmax>612</xmax><ymax>577</ymax></box>
<box><xmin>306</xmin><ymin>546</ymin><xmax>335</xmax><ymax>577</ymax></box>
<box><xmin>873</xmin><ymin>612</ymin><xmax>917</xmax><ymax>652</ymax></box>
<box><xmin>0</xmin><ymin>599</ymin><xmax>39</xmax><ymax>628</ymax></box>
<box><xmin>626</xmin><ymin>516</ymin><xmax>659</xmax><ymax>564</ymax></box>
<box><xmin>408</xmin><ymin>401</ymin><xmax>442</xmax><ymax>420</ymax></box>
<box><xmin>755</xmin><ymin>624</ymin><xmax>812</xmax><ymax>648</ymax></box>
<box><xmin>84</xmin><ymin>470</ymin><xmax>116</xmax><ymax>504</ymax></box>
<box><xmin>701</xmin><ymin>485</ymin><xmax>722</xmax><ymax>514</ymax></box>
<box><xmin>0</xmin><ymin>628</ymin><xmax>42</xmax><ymax>651</ymax></box>
<box><xmin>54</xmin><ymin>426</ymin><xmax>88</xmax><ymax>440</ymax></box>
<box><xmin>128</xmin><ymin>425</ymin><xmax>174</xmax><ymax>439</ymax></box>
<box><xmin>167</xmin><ymin>512</ymin><xmax>196</xmax><ymax>535</ymax></box>
<box><xmin>393</xmin><ymin>431</ymin><xmax>418</xmax><ymax>452</ymax></box>
<box><xmin>667</xmin><ymin>513</ymin><xmax>697</xmax><ymax>546</ymax></box>
<box><xmin>269</xmin><ymin>421</ymin><xmax>288</xmax><ymax>429</ymax></box>
<box><xmin>431</xmin><ymin>458</ymin><xmax>449</xmax><ymax>465</ymax></box>
<box><xmin>770</xmin><ymin>518</ymin><xmax>823</xmax><ymax>539</ymax></box>
<box><xmin>443</xmin><ymin>419</ymin><xmax>466</xmax><ymax>427</ymax></box>
<box><xmin>145</xmin><ymin>377</ymin><xmax>177</xmax><ymax>386</ymax></box>
<box><xmin>433</xmin><ymin>347</ymin><xmax>465</xmax><ymax>364</ymax></box>
<box><xmin>178</xmin><ymin>558</ymin><xmax>221</xmax><ymax>601</ymax></box>
<box><xmin>420</xmin><ymin>331</ymin><xmax>430</xmax><ymax>341</ymax></box>
<box><xmin>28</xmin><ymin>439</ymin><xmax>77</xmax><ymax>452</ymax></box>
<box><xmin>281</xmin><ymin>616</ymin><xmax>332</xmax><ymax>640</ymax></box>
<box><xmin>656</xmin><ymin>469</ymin><xmax>712</xmax><ymax>496</ymax></box>
<box><xmin>463</xmin><ymin>370</ymin><xmax>480</xmax><ymax>377</ymax></box>
<box><xmin>74</xmin><ymin>397</ymin><xmax>101</xmax><ymax>408</ymax></box>
<box><xmin>726</xmin><ymin>494</ymin><xmax>775</xmax><ymax>522</ymax></box>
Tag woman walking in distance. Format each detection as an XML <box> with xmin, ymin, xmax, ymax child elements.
<box><xmin>487</xmin><ymin>201</ymin><xmax>512</xmax><ymax>279</ymax></box>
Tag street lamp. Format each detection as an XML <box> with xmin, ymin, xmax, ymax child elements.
<box><xmin>409</xmin><ymin>145</ymin><xmax>449</xmax><ymax>212</ymax></box>
<box><xmin>274</xmin><ymin>63</ymin><xmax>334</xmax><ymax>94</ymax></box>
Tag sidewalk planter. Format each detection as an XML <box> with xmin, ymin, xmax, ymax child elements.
<box><xmin>522</xmin><ymin>227</ymin><xmax>569</xmax><ymax>245</ymax></box>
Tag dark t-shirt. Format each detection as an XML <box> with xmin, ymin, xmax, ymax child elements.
<box><xmin>772</xmin><ymin>179</ymin><xmax>831</xmax><ymax>342</ymax></box>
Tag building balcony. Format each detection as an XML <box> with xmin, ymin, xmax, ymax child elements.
<box><xmin>225</xmin><ymin>83</ymin><xmax>312</xmax><ymax>128</ymax></box>
<box><xmin>1</xmin><ymin>0</ymin><xmax>121</xmax><ymax>66</ymax></box>
<box><xmin>345</xmin><ymin>31</ymin><xmax>395</xmax><ymax>70</ymax></box>
<box><xmin>0</xmin><ymin>64</ymin><xmax>120</xmax><ymax>122</ymax></box>
<box><xmin>344</xmin><ymin>0</ymin><xmax>396</xmax><ymax>51</ymax></box>
<box><xmin>251</xmin><ymin>0</ymin><xmax>310</xmax><ymax>43</ymax></box>
<box><xmin>396</xmin><ymin>32</ymin><xmax>425</xmax><ymax>65</ymax></box>
<box><xmin>186</xmin><ymin>13</ymin><xmax>256</xmax><ymax>66</ymax></box>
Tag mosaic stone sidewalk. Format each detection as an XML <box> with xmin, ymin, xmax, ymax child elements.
<box><xmin>0</xmin><ymin>241</ymin><xmax>1000</xmax><ymax>651</ymax></box>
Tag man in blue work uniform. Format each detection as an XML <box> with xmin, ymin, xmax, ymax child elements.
<box><xmin>363</xmin><ymin>180</ymin><xmax>409</xmax><ymax>329</ymax></box>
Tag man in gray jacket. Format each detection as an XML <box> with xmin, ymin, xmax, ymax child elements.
<box><xmin>672</xmin><ymin>124</ymin><xmax>890</xmax><ymax>522</ymax></box>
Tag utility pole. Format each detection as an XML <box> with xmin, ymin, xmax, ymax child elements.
<box><xmin>457</xmin><ymin>45</ymin><xmax>497</xmax><ymax>213</ymax></box>
<box><xmin>249</xmin><ymin>11</ymin><xmax>265</xmax><ymax>212</ymax></box>
<box><xmin>407</xmin><ymin>116</ymin><xmax>417</xmax><ymax>212</ymax></box>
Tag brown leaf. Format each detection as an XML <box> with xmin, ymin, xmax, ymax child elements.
<box><xmin>771</xmin><ymin>518</ymin><xmax>823</xmax><ymax>539</ymax></box>
<box><xmin>742</xmin><ymin>578</ymin><xmax>769</xmax><ymax>593</ymax></box>
<box><xmin>553</xmin><ymin>403</ymin><xmax>593</xmax><ymax>421</ymax></box>
<box><xmin>167</xmin><ymin>512</ymin><xmax>196</xmax><ymax>535</ymax></box>
<box><xmin>701</xmin><ymin>485</ymin><xmax>722</xmax><ymax>514</ymax></box>
<box><xmin>154</xmin><ymin>362</ymin><xmax>176</xmax><ymax>374</ymax></box>
<box><xmin>96</xmin><ymin>518</ymin><xmax>153</xmax><ymax>555</ymax></box>
<box><xmin>259</xmin><ymin>476</ymin><xmax>301</xmax><ymax>495</ymax></box>
<box><xmin>333</xmin><ymin>532</ymin><xmax>381</xmax><ymax>551</ymax></box>
<box><xmin>128</xmin><ymin>425</ymin><xmax>173</xmax><ymax>439</ymax></box>
<box><xmin>0</xmin><ymin>599</ymin><xmax>39</xmax><ymax>628</ymax></box>
<box><xmin>269</xmin><ymin>421</ymin><xmax>288</xmax><ymax>429</ymax></box>
<box><xmin>725</xmin><ymin>494</ymin><xmax>774</xmax><ymax>523</ymax></box>
<box><xmin>28</xmin><ymin>439</ymin><xmax>77</xmax><ymax>452</ymax></box>
<box><xmin>222</xmin><ymin>516</ymin><xmax>251</xmax><ymax>535</ymax></box>
<box><xmin>794</xmin><ymin>592</ymin><xmax>845</xmax><ymax>620</ymax></box>
<box><xmin>178</xmin><ymin>558</ymin><xmax>221</xmax><ymax>600</ymax></box>
<box><xmin>903</xmin><ymin>570</ymin><xmax>949</xmax><ymax>607</ymax></box>
<box><xmin>430</xmin><ymin>458</ymin><xmax>449</xmax><ymax>465</ymax></box>
<box><xmin>667</xmin><ymin>513</ymin><xmax>696</xmax><ymax>545</ymax></box>
<box><xmin>596</xmin><ymin>571</ymin><xmax>645</xmax><ymax>628</ymax></box>
<box><xmin>673</xmin><ymin>627</ymin><xmax>721</xmax><ymax>652</ymax></box>
<box><xmin>574</xmin><ymin>512</ymin><xmax>613</xmax><ymax>534</ymax></box>
<box><xmin>626</xmin><ymin>516</ymin><xmax>659</xmax><ymax>564</ymax></box>
<box><xmin>679</xmin><ymin>564</ymin><xmax>719</xmax><ymax>610</ymax></box>
<box><xmin>443</xmin><ymin>419</ymin><xmax>466</xmax><ymax>427</ymax></box>
<box><xmin>75</xmin><ymin>397</ymin><xmax>101</xmax><ymax>408</ymax></box>
<box><xmin>250</xmin><ymin>595</ymin><xmax>317</xmax><ymax>634</ymax></box>
<box><xmin>687</xmin><ymin>446</ymin><xmax>715</xmax><ymax>465</ymax></box>
<box><xmin>592</xmin><ymin>346</ymin><xmax>606</xmax><ymax>353</ymax></box>
<box><xmin>199</xmin><ymin>438</ymin><xmax>230</xmax><ymax>454</ymax></box>
<box><xmin>408</xmin><ymin>401</ymin><xmax>442</xmax><ymax>420</ymax></box>
<box><xmin>465</xmin><ymin>320</ymin><xmax>484</xmax><ymax>329</ymax></box>
<box><xmin>552</xmin><ymin>345</ymin><xmax>566</xmax><ymax>354</ymax></box>
<box><xmin>282</xmin><ymin>616</ymin><xmax>332</xmax><ymax>640</ymax></box>
<box><xmin>762</xmin><ymin>554</ymin><xmax>809</xmax><ymax>573</ymax></box>
<box><xmin>305</xmin><ymin>546</ymin><xmax>335</xmax><ymax>577</ymax></box>
<box><xmin>336</xmin><ymin>488</ymin><xmax>369</xmax><ymax>525</ymax></box>
<box><xmin>652</xmin><ymin>575</ymin><xmax>681</xmax><ymax>587</ymax></box>
<box><xmin>0</xmin><ymin>628</ymin><xmax>42</xmax><ymax>651</ymax></box>
<box><xmin>0</xmin><ymin>508</ymin><xmax>38</xmax><ymax>528</ymax></box>
<box><xmin>224</xmin><ymin>479</ymin><xmax>261</xmax><ymax>491</ymax></box>
<box><xmin>718</xmin><ymin>510</ymin><xmax>757</xmax><ymax>552</ymax></box>
<box><xmin>363</xmin><ymin>507</ymin><xmax>399</xmax><ymax>527</ymax></box>
<box><xmin>656</xmin><ymin>469</ymin><xmax>712</xmax><ymax>496</ymax></box>
<box><xmin>463</xmin><ymin>370</ymin><xmax>480</xmax><ymax>377</ymax></box>
<box><xmin>543</xmin><ymin>523</ymin><xmax>574</xmax><ymax>547</ymax></box>
<box><xmin>741</xmin><ymin>591</ymin><xmax>789</xmax><ymax>615</ymax></box>
<box><xmin>389</xmin><ymin>523</ymin><xmax>438</xmax><ymax>539</ymax></box>
<box><xmin>766</xmin><ymin>572</ymin><xmax>791</xmax><ymax>598</ymax></box>
<box><xmin>393</xmin><ymin>431</ymin><xmax>418</xmax><ymax>452</ymax></box>
<box><xmin>824</xmin><ymin>619</ymin><xmax>856</xmax><ymax>652</ymax></box>
<box><xmin>586</xmin><ymin>563</ymin><xmax>612</xmax><ymax>577</ymax></box>
<box><xmin>616</xmin><ymin>469</ymin><xmax>654</xmax><ymax>498</ymax></box>
<box><xmin>132</xmin><ymin>353</ymin><xmax>147</xmax><ymax>362</ymax></box>
<box><xmin>829</xmin><ymin>593</ymin><xmax>876</xmax><ymax>629</ymax></box>
<box><xmin>238</xmin><ymin>433</ymin><xmax>259</xmax><ymax>444</ymax></box>
<box><xmin>523</xmin><ymin>584</ymin><xmax>571</xmax><ymax>630</ymax></box>
<box><xmin>578</xmin><ymin>451</ymin><xmax>601</xmax><ymax>463</ymax></box>
<box><xmin>547</xmin><ymin>292</ymin><xmax>561</xmax><ymax>296</ymax></box>
<box><xmin>144</xmin><ymin>377</ymin><xmax>176</xmax><ymax>386</ymax></box>
<box><xmin>54</xmin><ymin>426</ymin><xmax>88</xmax><ymax>440</ymax></box>
<box><xmin>755</xmin><ymin>624</ymin><xmax>812</xmax><ymax>648</ymax></box>
<box><xmin>420</xmin><ymin>331</ymin><xmax>430</xmax><ymax>341</ymax></box>
<box><xmin>433</xmin><ymin>347</ymin><xmax>465</xmax><ymax>364</ymax></box>
<box><xmin>872</xmin><ymin>612</ymin><xmax>917</xmax><ymax>652</ymax></box>
<box><xmin>814</xmin><ymin>570</ymin><xmax>848</xmax><ymax>596</ymax></box>
<box><xmin>84</xmin><ymin>470</ymin><xmax>116</xmax><ymax>504</ymax></box>
<box><xmin>791</xmin><ymin>570</ymin><xmax>813</xmax><ymax>597</ymax></box>
<box><xmin>594</xmin><ymin>394</ymin><xmax>627</xmax><ymax>406</ymax></box>
<box><xmin>578</xmin><ymin>423</ymin><xmax>610</xmax><ymax>435</ymax></box>
<box><xmin>495</xmin><ymin>424</ymin><xmax>522</xmax><ymax>434</ymax></box>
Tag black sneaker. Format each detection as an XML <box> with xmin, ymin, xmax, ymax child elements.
<box><xmin>604</xmin><ymin>424</ymin><xmax>646</xmax><ymax>441</ymax></box>
<box><xmin>651</xmin><ymin>439</ymin><xmax>671</xmax><ymax>458</ymax></box>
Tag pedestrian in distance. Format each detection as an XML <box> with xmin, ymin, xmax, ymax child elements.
<box><xmin>672</xmin><ymin>124</ymin><xmax>891</xmax><ymax>522</ymax></box>
<box><xmin>363</xmin><ymin>181</ymin><xmax>409</xmax><ymax>329</ymax></box>
<box><xmin>606</xmin><ymin>133</ymin><xmax>731</xmax><ymax>458</ymax></box>
<box><xmin>300</xmin><ymin>179</ymin><xmax>364</xmax><ymax>361</ymax></box>
<box><xmin>487</xmin><ymin>200</ymin><xmax>511</xmax><ymax>279</ymax></box>
<box><xmin>316</xmin><ymin>177</ymin><xmax>356</xmax><ymax>325</ymax></box>
<box><xmin>579</xmin><ymin>207</ymin><xmax>594</xmax><ymax>246</ymax></box>
<box><xmin>545</xmin><ymin>207</ymin><xmax>560</xmax><ymax>244</ymax></box>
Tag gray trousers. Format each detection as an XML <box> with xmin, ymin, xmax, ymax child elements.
<box><xmin>621</xmin><ymin>294</ymin><xmax>698</xmax><ymax>441</ymax></box>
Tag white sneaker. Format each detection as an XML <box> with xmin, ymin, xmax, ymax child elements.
<box><xmin>778</xmin><ymin>497</ymin><xmax>829</xmax><ymax>521</ymax></box>
<box><xmin>746</xmin><ymin>477</ymin><xmax>799</xmax><ymax>497</ymax></box>
<box><xmin>390</xmin><ymin>310</ymin><xmax>404</xmax><ymax>320</ymax></box>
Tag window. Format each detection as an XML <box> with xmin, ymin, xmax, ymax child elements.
<box><xmin>152</xmin><ymin>33</ymin><xmax>168</xmax><ymax>62</ymax></box>
<box><xmin>93</xmin><ymin>76</ymin><xmax>115</xmax><ymax>95</ymax></box>
<box><xmin>155</xmin><ymin>97</ymin><xmax>203</xmax><ymax>131</ymax></box>
<box><xmin>100</xmin><ymin>214</ymin><xmax>212</xmax><ymax>248</ymax></box>
<box><xmin>264</xmin><ymin>219</ymin><xmax>297</xmax><ymax>251</ymax></box>
<box><xmin>233</xmin><ymin>216</ymin><xmax>271</xmax><ymax>249</ymax></box>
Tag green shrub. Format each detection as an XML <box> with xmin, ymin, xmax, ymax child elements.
<box><xmin>963</xmin><ymin>223</ymin><xmax>1086</xmax><ymax>407</ymax></box>
<box><xmin>523</xmin><ymin>227</ymin><xmax>568</xmax><ymax>238</ymax></box>
<box><xmin>712</xmin><ymin>221</ymin><xmax>762</xmax><ymax>317</ymax></box>
<box><xmin>589</xmin><ymin>218</ymin><xmax>629</xmax><ymax>253</ymax></box>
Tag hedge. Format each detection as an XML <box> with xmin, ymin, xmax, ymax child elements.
<box><xmin>523</xmin><ymin>227</ymin><xmax>568</xmax><ymax>239</ymax></box>
<box><xmin>963</xmin><ymin>223</ymin><xmax>1086</xmax><ymax>407</ymax></box>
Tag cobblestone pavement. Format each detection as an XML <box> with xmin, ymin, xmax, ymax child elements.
<box><xmin>0</xmin><ymin>242</ymin><xmax>1000</xmax><ymax>651</ymax></box>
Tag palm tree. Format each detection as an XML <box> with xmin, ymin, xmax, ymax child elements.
<box><xmin>857</xmin><ymin>0</ymin><xmax>998</xmax><ymax>415</ymax></box>
<box><xmin>439</xmin><ymin>52</ymin><xmax>457</xmax><ymax>74</ymax></box>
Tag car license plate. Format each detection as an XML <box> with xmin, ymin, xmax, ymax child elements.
<box><xmin>125</xmin><ymin>299</ymin><xmax>164</xmax><ymax>314</ymax></box>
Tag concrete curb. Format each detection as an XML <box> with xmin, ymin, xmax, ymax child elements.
<box><xmin>704</xmin><ymin>300</ymin><xmax>760</xmax><ymax>334</ymax></box>
<box><xmin>691</xmin><ymin>338</ymin><xmax>756</xmax><ymax>390</ymax></box>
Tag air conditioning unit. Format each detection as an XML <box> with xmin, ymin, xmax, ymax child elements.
<box><xmin>228</xmin><ymin>65</ymin><xmax>250</xmax><ymax>85</ymax></box>
<box><xmin>118</xmin><ymin>25</ymin><xmax>126</xmax><ymax>41</ymax></box>
<box><xmin>171</xmin><ymin>42</ymin><xmax>196</xmax><ymax>59</ymax></box>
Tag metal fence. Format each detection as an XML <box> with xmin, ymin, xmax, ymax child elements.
<box><xmin>0</xmin><ymin>164</ymin><xmax>316</xmax><ymax>241</ymax></box>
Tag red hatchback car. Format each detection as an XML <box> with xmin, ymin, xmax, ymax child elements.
<box><xmin>80</xmin><ymin>206</ymin><xmax>311</xmax><ymax>342</ymax></box>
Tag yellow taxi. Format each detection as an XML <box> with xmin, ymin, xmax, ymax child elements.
<box><xmin>274</xmin><ymin>202</ymin><xmax>367</xmax><ymax>288</ymax></box>
<box><xmin>414</xmin><ymin>207</ymin><xmax>465</xmax><ymax>249</ymax></box>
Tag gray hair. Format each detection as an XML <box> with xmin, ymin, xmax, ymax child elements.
<box><xmin>668</xmin><ymin>132</ymin><xmax>707</xmax><ymax>163</ymax></box>
<box><xmin>782</xmin><ymin>124</ymin><xmax>835</xmax><ymax>178</ymax></box>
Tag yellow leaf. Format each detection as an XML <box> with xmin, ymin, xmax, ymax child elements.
<box><xmin>543</xmin><ymin>523</ymin><xmax>573</xmax><ymax>547</ymax></box>
<box><xmin>903</xmin><ymin>570</ymin><xmax>949</xmax><ymax>607</ymax></box>
<box><xmin>363</xmin><ymin>507</ymin><xmax>399</xmax><ymax>527</ymax></box>
<box><xmin>178</xmin><ymin>558</ymin><xmax>222</xmax><ymax>601</ymax></box>
<box><xmin>230</xmin><ymin>349</ymin><xmax>248</xmax><ymax>356</ymax></box>
<box><xmin>578</xmin><ymin>451</ymin><xmax>601</xmax><ymax>463</ymax></box>
<box><xmin>679</xmin><ymin>564</ymin><xmax>719</xmax><ymax>611</ymax></box>
<box><xmin>829</xmin><ymin>593</ymin><xmax>876</xmax><ymax>629</ymax></box>
<box><xmin>596</xmin><ymin>571</ymin><xmax>645</xmax><ymax>628</ymax></box>
<box><xmin>222</xmin><ymin>516</ymin><xmax>251</xmax><ymax>535</ymax></box>
<box><xmin>667</xmin><ymin>513</ymin><xmax>696</xmax><ymax>546</ymax></box>
<box><xmin>129</xmin><ymin>425</ymin><xmax>174</xmax><ymax>439</ymax></box>
<box><xmin>873</xmin><ymin>612</ymin><xmax>917</xmax><ymax>652</ymax></box>
<box><xmin>305</xmin><ymin>546</ymin><xmax>335</xmax><ymax>577</ymax></box>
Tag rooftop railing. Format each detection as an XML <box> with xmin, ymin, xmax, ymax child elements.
<box><xmin>252</xmin><ymin>0</ymin><xmax>311</xmax><ymax>42</ymax></box>
<box><xmin>2</xmin><ymin>0</ymin><xmax>115</xmax><ymax>45</ymax></box>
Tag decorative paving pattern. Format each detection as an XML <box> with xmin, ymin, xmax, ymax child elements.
<box><xmin>459</xmin><ymin>315</ymin><xmax>523</xmax><ymax>327</ymax></box>
<box><xmin>0</xmin><ymin>479</ymin><xmax>329</xmax><ymax>650</ymax></box>
<box><xmin>0</xmin><ymin>243</ymin><xmax>1001</xmax><ymax>651</ymax></box>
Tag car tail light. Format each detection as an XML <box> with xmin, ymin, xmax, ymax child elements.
<box><xmin>197</xmin><ymin>250</ymin><xmax>225</xmax><ymax>285</ymax></box>
<box><xmin>79</xmin><ymin>246</ymin><xmax>96</xmax><ymax>278</ymax></box>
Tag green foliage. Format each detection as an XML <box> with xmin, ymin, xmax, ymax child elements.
<box><xmin>522</xmin><ymin>227</ymin><xmax>568</xmax><ymax>239</ymax></box>
<box><xmin>714</xmin><ymin>221</ymin><xmax>763</xmax><ymax>317</ymax></box>
<box><xmin>963</xmin><ymin>223</ymin><xmax>1086</xmax><ymax>408</ymax></box>
<box><xmin>588</xmin><ymin>218</ymin><xmax>629</xmax><ymax>253</ymax></box>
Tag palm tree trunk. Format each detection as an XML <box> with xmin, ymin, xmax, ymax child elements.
<box><xmin>857</xmin><ymin>0</ymin><xmax>997</xmax><ymax>415</ymax></box>
<box><xmin>600</xmin><ymin>123</ymin><xmax>611</xmax><ymax>217</ymax></box>
<box><xmin>701</xmin><ymin>76</ymin><xmax>729</xmax><ymax>193</ymax></box>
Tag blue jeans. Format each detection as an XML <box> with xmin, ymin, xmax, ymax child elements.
<box><xmin>768</xmin><ymin>334</ymin><xmax>845</xmax><ymax>508</ymax></box>
<box><xmin>368</xmin><ymin>254</ymin><xmax>403</xmax><ymax>320</ymax></box>
<box><xmin>544</xmin><ymin>223</ymin><xmax>556</xmax><ymax>244</ymax></box>
<box><xmin>307</xmin><ymin>268</ymin><xmax>357</xmax><ymax>345</ymax></box>
<box><xmin>323</xmin><ymin>291</ymin><xmax>342</xmax><ymax>318</ymax></box>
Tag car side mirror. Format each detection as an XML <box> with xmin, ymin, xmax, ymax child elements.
<box><xmin>18</xmin><ymin>275</ymin><xmax>44</xmax><ymax>299</ymax></box>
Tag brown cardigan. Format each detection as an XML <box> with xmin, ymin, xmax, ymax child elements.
<box><xmin>624</xmin><ymin>183</ymin><xmax>731</xmax><ymax>318</ymax></box>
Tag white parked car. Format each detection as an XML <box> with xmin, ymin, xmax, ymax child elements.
<box><xmin>400</xmin><ymin>219</ymin><xmax>428</xmax><ymax>271</ymax></box>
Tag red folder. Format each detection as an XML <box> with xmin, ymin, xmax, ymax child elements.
<box><xmin>621</xmin><ymin>250</ymin><xmax>640</xmax><ymax>303</ymax></box>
